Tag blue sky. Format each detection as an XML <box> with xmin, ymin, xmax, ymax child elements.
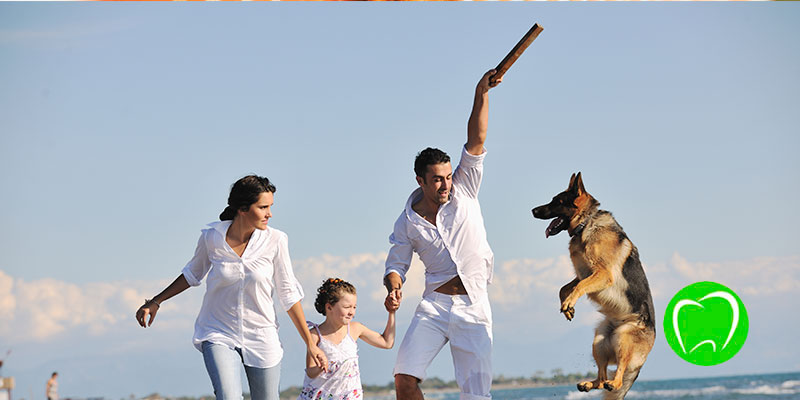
<box><xmin>1</xmin><ymin>3</ymin><xmax>799</xmax><ymax>400</ymax></box>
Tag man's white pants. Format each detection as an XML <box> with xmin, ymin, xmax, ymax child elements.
<box><xmin>394</xmin><ymin>292</ymin><xmax>493</xmax><ymax>400</ymax></box>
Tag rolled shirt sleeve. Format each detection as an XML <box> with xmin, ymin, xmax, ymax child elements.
<box><xmin>384</xmin><ymin>212</ymin><xmax>413</xmax><ymax>282</ymax></box>
<box><xmin>182</xmin><ymin>231</ymin><xmax>212</xmax><ymax>287</ymax></box>
<box><xmin>272</xmin><ymin>231</ymin><xmax>304</xmax><ymax>311</ymax></box>
<box><xmin>452</xmin><ymin>145</ymin><xmax>486</xmax><ymax>199</ymax></box>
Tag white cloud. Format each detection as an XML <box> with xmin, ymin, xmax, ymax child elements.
<box><xmin>291</xmin><ymin>252</ymin><xmax>426</xmax><ymax>317</ymax></box>
<box><xmin>0</xmin><ymin>270</ymin><xmax>16</xmax><ymax>318</ymax></box>
<box><xmin>0</xmin><ymin>252</ymin><xmax>423</xmax><ymax>344</ymax></box>
<box><xmin>665</xmin><ymin>253</ymin><xmax>800</xmax><ymax>297</ymax></box>
<box><xmin>489</xmin><ymin>255</ymin><xmax>574</xmax><ymax>307</ymax></box>
<box><xmin>1</xmin><ymin>252</ymin><xmax>799</xmax><ymax>399</ymax></box>
<box><xmin>2</xmin><ymin>252</ymin><xmax>796</xmax><ymax>345</ymax></box>
<box><xmin>0</xmin><ymin>271</ymin><xmax>189</xmax><ymax>342</ymax></box>
<box><xmin>490</xmin><ymin>252</ymin><xmax>800</xmax><ymax>331</ymax></box>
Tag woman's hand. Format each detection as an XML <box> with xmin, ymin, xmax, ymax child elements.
<box><xmin>135</xmin><ymin>275</ymin><xmax>190</xmax><ymax>328</ymax></box>
<box><xmin>136</xmin><ymin>299</ymin><xmax>160</xmax><ymax>327</ymax></box>
<box><xmin>307</xmin><ymin>343</ymin><xmax>329</xmax><ymax>372</ymax></box>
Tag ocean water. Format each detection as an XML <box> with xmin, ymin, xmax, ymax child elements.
<box><xmin>367</xmin><ymin>372</ymin><xmax>800</xmax><ymax>400</ymax></box>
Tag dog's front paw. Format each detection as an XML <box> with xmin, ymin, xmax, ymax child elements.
<box><xmin>560</xmin><ymin>298</ymin><xmax>577</xmax><ymax>321</ymax></box>
<box><xmin>603</xmin><ymin>381</ymin><xmax>617</xmax><ymax>391</ymax></box>
<box><xmin>577</xmin><ymin>381</ymin><xmax>593</xmax><ymax>392</ymax></box>
<box><xmin>561</xmin><ymin>305</ymin><xmax>575</xmax><ymax>321</ymax></box>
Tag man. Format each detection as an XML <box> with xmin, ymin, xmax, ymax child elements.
<box><xmin>384</xmin><ymin>69</ymin><xmax>500</xmax><ymax>400</ymax></box>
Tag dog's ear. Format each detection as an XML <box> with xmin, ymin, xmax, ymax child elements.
<box><xmin>575</xmin><ymin>172</ymin><xmax>585</xmax><ymax>195</ymax></box>
<box><xmin>568</xmin><ymin>173</ymin><xmax>577</xmax><ymax>190</ymax></box>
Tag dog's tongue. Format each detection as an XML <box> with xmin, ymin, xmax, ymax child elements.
<box><xmin>545</xmin><ymin>218</ymin><xmax>563</xmax><ymax>238</ymax></box>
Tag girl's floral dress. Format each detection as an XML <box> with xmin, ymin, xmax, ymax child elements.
<box><xmin>298</xmin><ymin>323</ymin><xmax>363</xmax><ymax>400</ymax></box>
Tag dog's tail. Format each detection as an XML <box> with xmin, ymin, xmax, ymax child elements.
<box><xmin>602</xmin><ymin>367</ymin><xmax>641</xmax><ymax>400</ymax></box>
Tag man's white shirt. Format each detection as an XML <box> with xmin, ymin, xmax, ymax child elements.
<box><xmin>384</xmin><ymin>146</ymin><xmax>494</xmax><ymax>304</ymax></box>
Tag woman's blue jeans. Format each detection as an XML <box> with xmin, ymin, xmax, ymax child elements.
<box><xmin>201</xmin><ymin>341</ymin><xmax>281</xmax><ymax>400</ymax></box>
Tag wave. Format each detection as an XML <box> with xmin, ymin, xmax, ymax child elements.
<box><xmin>389</xmin><ymin>375</ymin><xmax>800</xmax><ymax>400</ymax></box>
<box><xmin>732</xmin><ymin>380</ymin><xmax>800</xmax><ymax>395</ymax></box>
<box><xmin>625</xmin><ymin>385</ymin><xmax>728</xmax><ymax>398</ymax></box>
<box><xmin>564</xmin><ymin>392</ymin><xmax>600</xmax><ymax>399</ymax></box>
<box><xmin>781</xmin><ymin>380</ymin><xmax>800</xmax><ymax>388</ymax></box>
<box><xmin>565</xmin><ymin>380</ymin><xmax>800</xmax><ymax>399</ymax></box>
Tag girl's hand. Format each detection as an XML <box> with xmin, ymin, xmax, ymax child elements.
<box><xmin>384</xmin><ymin>291</ymin><xmax>400</xmax><ymax>313</ymax></box>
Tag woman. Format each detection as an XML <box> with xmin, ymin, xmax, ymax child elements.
<box><xmin>46</xmin><ymin>372</ymin><xmax>58</xmax><ymax>400</ymax></box>
<box><xmin>135</xmin><ymin>175</ymin><xmax>327</xmax><ymax>400</ymax></box>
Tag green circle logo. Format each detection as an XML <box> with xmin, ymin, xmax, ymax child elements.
<box><xmin>664</xmin><ymin>281</ymin><xmax>748</xmax><ymax>366</ymax></box>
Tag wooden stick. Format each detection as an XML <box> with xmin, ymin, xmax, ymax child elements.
<box><xmin>490</xmin><ymin>23</ymin><xmax>544</xmax><ymax>85</ymax></box>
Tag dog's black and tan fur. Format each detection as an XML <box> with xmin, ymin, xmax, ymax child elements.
<box><xmin>532</xmin><ymin>173</ymin><xmax>655</xmax><ymax>400</ymax></box>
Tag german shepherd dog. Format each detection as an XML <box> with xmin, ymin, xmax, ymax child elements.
<box><xmin>532</xmin><ymin>173</ymin><xmax>655</xmax><ymax>400</ymax></box>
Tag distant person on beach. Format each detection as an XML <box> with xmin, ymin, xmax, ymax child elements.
<box><xmin>298</xmin><ymin>278</ymin><xmax>397</xmax><ymax>400</ymax></box>
<box><xmin>135</xmin><ymin>175</ymin><xmax>328</xmax><ymax>400</ymax></box>
<box><xmin>46</xmin><ymin>372</ymin><xmax>58</xmax><ymax>400</ymax></box>
<box><xmin>383</xmin><ymin>70</ymin><xmax>500</xmax><ymax>400</ymax></box>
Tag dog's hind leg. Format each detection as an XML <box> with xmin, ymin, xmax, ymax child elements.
<box><xmin>603</xmin><ymin>323</ymin><xmax>652</xmax><ymax>396</ymax></box>
<box><xmin>578</xmin><ymin>321</ymin><xmax>615</xmax><ymax>392</ymax></box>
<box><xmin>602</xmin><ymin>368</ymin><xmax>641</xmax><ymax>400</ymax></box>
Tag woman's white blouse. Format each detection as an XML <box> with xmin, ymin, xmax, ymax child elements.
<box><xmin>182</xmin><ymin>220</ymin><xmax>304</xmax><ymax>368</ymax></box>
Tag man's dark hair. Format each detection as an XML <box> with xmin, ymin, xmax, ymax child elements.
<box><xmin>414</xmin><ymin>147</ymin><xmax>450</xmax><ymax>180</ymax></box>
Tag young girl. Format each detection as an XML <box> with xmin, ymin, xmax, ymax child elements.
<box><xmin>299</xmin><ymin>278</ymin><xmax>397</xmax><ymax>400</ymax></box>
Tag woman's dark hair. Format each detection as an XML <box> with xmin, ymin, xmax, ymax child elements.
<box><xmin>314</xmin><ymin>278</ymin><xmax>356</xmax><ymax>315</ymax></box>
<box><xmin>219</xmin><ymin>175</ymin><xmax>276</xmax><ymax>221</ymax></box>
<box><xmin>414</xmin><ymin>147</ymin><xmax>451</xmax><ymax>180</ymax></box>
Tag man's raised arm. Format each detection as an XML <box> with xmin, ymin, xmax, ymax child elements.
<box><xmin>466</xmin><ymin>69</ymin><xmax>501</xmax><ymax>155</ymax></box>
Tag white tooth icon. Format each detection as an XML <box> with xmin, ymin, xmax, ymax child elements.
<box><xmin>672</xmin><ymin>291</ymin><xmax>740</xmax><ymax>354</ymax></box>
